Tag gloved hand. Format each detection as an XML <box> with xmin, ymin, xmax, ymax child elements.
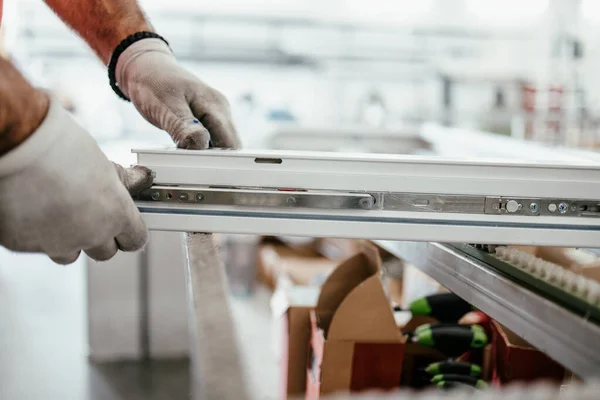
<box><xmin>115</xmin><ymin>38</ymin><xmax>240</xmax><ymax>150</ymax></box>
<box><xmin>0</xmin><ymin>95</ymin><xmax>153</xmax><ymax>264</ymax></box>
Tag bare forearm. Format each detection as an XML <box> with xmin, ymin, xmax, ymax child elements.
<box><xmin>0</xmin><ymin>58</ymin><xmax>49</xmax><ymax>156</ymax></box>
<box><xmin>43</xmin><ymin>0</ymin><xmax>153</xmax><ymax>64</ymax></box>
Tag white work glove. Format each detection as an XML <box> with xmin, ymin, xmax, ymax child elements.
<box><xmin>115</xmin><ymin>38</ymin><xmax>240</xmax><ymax>150</ymax></box>
<box><xmin>0</xmin><ymin>95</ymin><xmax>153</xmax><ymax>265</ymax></box>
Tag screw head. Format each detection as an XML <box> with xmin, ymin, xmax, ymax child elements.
<box><xmin>286</xmin><ymin>197</ymin><xmax>296</xmax><ymax>206</ymax></box>
<box><xmin>196</xmin><ymin>194</ymin><xmax>204</xmax><ymax>201</ymax></box>
<box><xmin>558</xmin><ymin>202</ymin><xmax>568</xmax><ymax>213</ymax></box>
<box><xmin>151</xmin><ymin>191</ymin><xmax>160</xmax><ymax>201</ymax></box>
<box><xmin>529</xmin><ymin>203</ymin><xmax>538</xmax><ymax>213</ymax></box>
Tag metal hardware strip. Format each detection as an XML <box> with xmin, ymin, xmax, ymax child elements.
<box><xmin>136</xmin><ymin>186</ymin><xmax>600</xmax><ymax>219</ymax></box>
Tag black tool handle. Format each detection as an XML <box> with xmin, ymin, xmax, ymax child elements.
<box><xmin>428</xmin><ymin>361</ymin><xmax>480</xmax><ymax>377</ymax></box>
<box><xmin>416</xmin><ymin>326</ymin><xmax>486</xmax><ymax>357</ymax></box>
<box><xmin>426</xmin><ymin>293</ymin><xmax>473</xmax><ymax>322</ymax></box>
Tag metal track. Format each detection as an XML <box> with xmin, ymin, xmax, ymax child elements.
<box><xmin>137</xmin><ymin>186</ymin><xmax>600</xmax><ymax>218</ymax></box>
<box><xmin>133</xmin><ymin>148</ymin><xmax>600</xmax><ymax>246</ymax></box>
<box><xmin>376</xmin><ymin>241</ymin><xmax>600</xmax><ymax>379</ymax></box>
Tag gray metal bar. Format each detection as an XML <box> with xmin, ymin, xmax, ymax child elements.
<box><xmin>183</xmin><ymin>233</ymin><xmax>250</xmax><ymax>400</ymax></box>
<box><xmin>376</xmin><ymin>241</ymin><xmax>600</xmax><ymax>379</ymax></box>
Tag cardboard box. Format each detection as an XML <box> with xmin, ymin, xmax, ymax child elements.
<box><xmin>314</xmin><ymin>238</ymin><xmax>366</xmax><ymax>260</ymax></box>
<box><xmin>306</xmin><ymin>244</ymin><xmax>405</xmax><ymax>399</ymax></box>
<box><xmin>314</xmin><ymin>239</ymin><xmax>396</xmax><ymax>263</ymax></box>
<box><xmin>264</xmin><ymin>241</ymin><xmax>339</xmax><ymax>400</ymax></box>
<box><xmin>257</xmin><ymin>243</ymin><xmax>338</xmax><ymax>290</ymax></box>
<box><xmin>491</xmin><ymin>321</ymin><xmax>565</xmax><ymax>385</ymax></box>
<box><xmin>272</xmin><ymin>275</ymin><xmax>321</xmax><ymax>400</ymax></box>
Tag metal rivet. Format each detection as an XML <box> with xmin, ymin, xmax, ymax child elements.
<box><xmin>506</xmin><ymin>200</ymin><xmax>520</xmax><ymax>213</ymax></box>
<box><xmin>548</xmin><ymin>203</ymin><xmax>557</xmax><ymax>212</ymax></box>
<box><xmin>286</xmin><ymin>197</ymin><xmax>296</xmax><ymax>206</ymax></box>
<box><xmin>151</xmin><ymin>191</ymin><xmax>160</xmax><ymax>201</ymax></box>
<box><xmin>359</xmin><ymin>197</ymin><xmax>375</xmax><ymax>210</ymax></box>
<box><xmin>196</xmin><ymin>194</ymin><xmax>204</xmax><ymax>201</ymax></box>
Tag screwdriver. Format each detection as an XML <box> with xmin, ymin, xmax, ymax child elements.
<box><xmin>436</xmin><ymin>380</ymin><xmax>480</xmax><ymax>391</ymax></box>
<box><xmin>414</xmin><ymin>322</ymin><xmax>485</xmax><ymax>336</ymax></box>
<box><xmin>433</xmin><ymin>374</ymin><xmax>488</xmax><ymax>390</ymax></box>
<box><xmin>425</xmin><ymin>361</ymin><xmax>482</xmax><ymax>378</ymax></box>
<box><xmin>412</xmin><ymin>324</ymin><xmax>488</xmax><ymax>357</ymax></box>
<box><xmin>394</xmin><ymin>293</ymin><xmax>474</xmax><ymax>322</ymax></box>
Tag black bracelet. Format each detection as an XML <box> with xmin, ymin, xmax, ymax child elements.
<box><xmin>107</xmin><ymin>31</ymin><xmax>170</xmax><ymax>101</ymax></box>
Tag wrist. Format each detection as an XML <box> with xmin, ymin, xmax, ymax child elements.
<box><xmin>0</xmin><ymin>87</ymin><xmax>50</xmax><ymax>157</ymax></box>
<box><xmin>109</xmin><ymin>33</ymin><xmax>172</xmax><ymax>101</ymax></box>
<box><xmin>0</xmin><ymin>94</ymin><xmax>65</xmax><ymax>177</ymax></box>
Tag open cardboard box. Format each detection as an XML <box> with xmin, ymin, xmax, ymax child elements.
<box><xmin>272</xmin><ymin>275</ymin><xmax>322</xmax><ymax>400</ymax></box>
<box><xmin>265</xmin><ymin>242</ymin><xmax>340</xmax><ymax>399</ymax></box>
<box><xmin>257</xmin><ymin>242</ymin><xmax>339</xmax><ymax>290</ymax></box>
<box><xmin>491</xmin><ymin>321</ymin><xmax>565</xmax><ymax>385</ymax></box>
<box><xmin>306</xmin><ymin>243</ymin><xmax>405</xmax><ymax>399</ymax></box>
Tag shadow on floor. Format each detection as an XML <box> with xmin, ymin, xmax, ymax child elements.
<box><xmin>88</xmin><ymin>359</ymin><xmax>190</xmax><ymax>400</ymax></box>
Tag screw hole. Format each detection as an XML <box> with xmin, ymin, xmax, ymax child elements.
<box><xmin>166</xmin><ymin>193</ymin><xmax>172</xmax><ymax>200</ymax></box>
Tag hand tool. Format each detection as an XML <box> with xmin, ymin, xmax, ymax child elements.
<box><xmin>425</xmin><ymin>361</ymin><xmax>482</xmax><ymax>378</ymax></box>
<box><xmin>414</xmin><ymin>323</ymin><xmax>484</xmax><ymax>336</ymax></box>
<box><xmin>412</xmin><ymin>324</ymin><xmax>488</xmax><ymax>357</ymax></box>
<box><xmin>432</xmin><ymin>374</ymin><xmax>488</xmax><ymax>389</ymax></box>
<box><xmin>395</xmin><ymin>292</ymin><xmax>474</xmax><ymax>322</ymax></box>
<box><xmin>435</xmin><ymin>380</ymin><xmax>480</xmax><ymax>391</ymax></box>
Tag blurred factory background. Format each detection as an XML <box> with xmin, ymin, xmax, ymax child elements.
<box><xmin>2</xmin><ymin>1</ymin><xmax>600</xmax><ymax>399</ymax></box>
<box><xmin>3</xmin><ymin>0</ymin><xmax>600</xmax><ymax>149</ymax></box>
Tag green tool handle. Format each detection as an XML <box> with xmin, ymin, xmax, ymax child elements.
<box><xmin>436</xmin><ymin>381</ymin><xmax>479</xmax><ymax>391</ymax></box>
<box><xmin>415</xmin><ymin>323</ymin><xmax>484</xmax><ymax>334</ymax></box>
<box><xmin>432</xmin><ymin>374</ymin><xmax>488</xmax><ymax>389</ymax></box>
<box><xmin>426</xmin><ymin>361</ymin><xmax>482</xmax><ymax>377</ymax></box>
<box><xmin>410</xmin><ymin>292</ymin><xmax>473</xmax><ymax>322</ymax></box>
<box><xmin>415</xmin><ymin>325</ymin><xmax>488</xmax><ymax>357</ymax></box>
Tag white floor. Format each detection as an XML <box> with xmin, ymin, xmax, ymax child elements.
<box><xmin>0</xmin><ymin>247</ymin><xmax>278</xmax><ymax>399</ymax></box>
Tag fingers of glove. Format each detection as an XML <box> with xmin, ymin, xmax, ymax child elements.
<box><xmin>113</xmin><ymin>163</ymin><xmax>154</xmax><ymax>195</ymax></box>
<box><xmin>115</xmin><ymin>196</ymin><xmax>149</xmax><ymax>252</ymax></box>
<box><xmin>190</xmin><ymin>95</ymin><xmax>241</xmax><ymax>149</ymax></box>
<box><xmin>159</xmin><ymin>102</ymin><xmax>212</xmax><ymax>150</ymax></box>
<box><xmin>50</xmin><ymin>251</ymin><xmax>82</xmax><ymax>265</ymax></box>
<box><xmin>84</xmin><ymin>239</ymin><xmax>119</xmax><ymax>262</ymax></box>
